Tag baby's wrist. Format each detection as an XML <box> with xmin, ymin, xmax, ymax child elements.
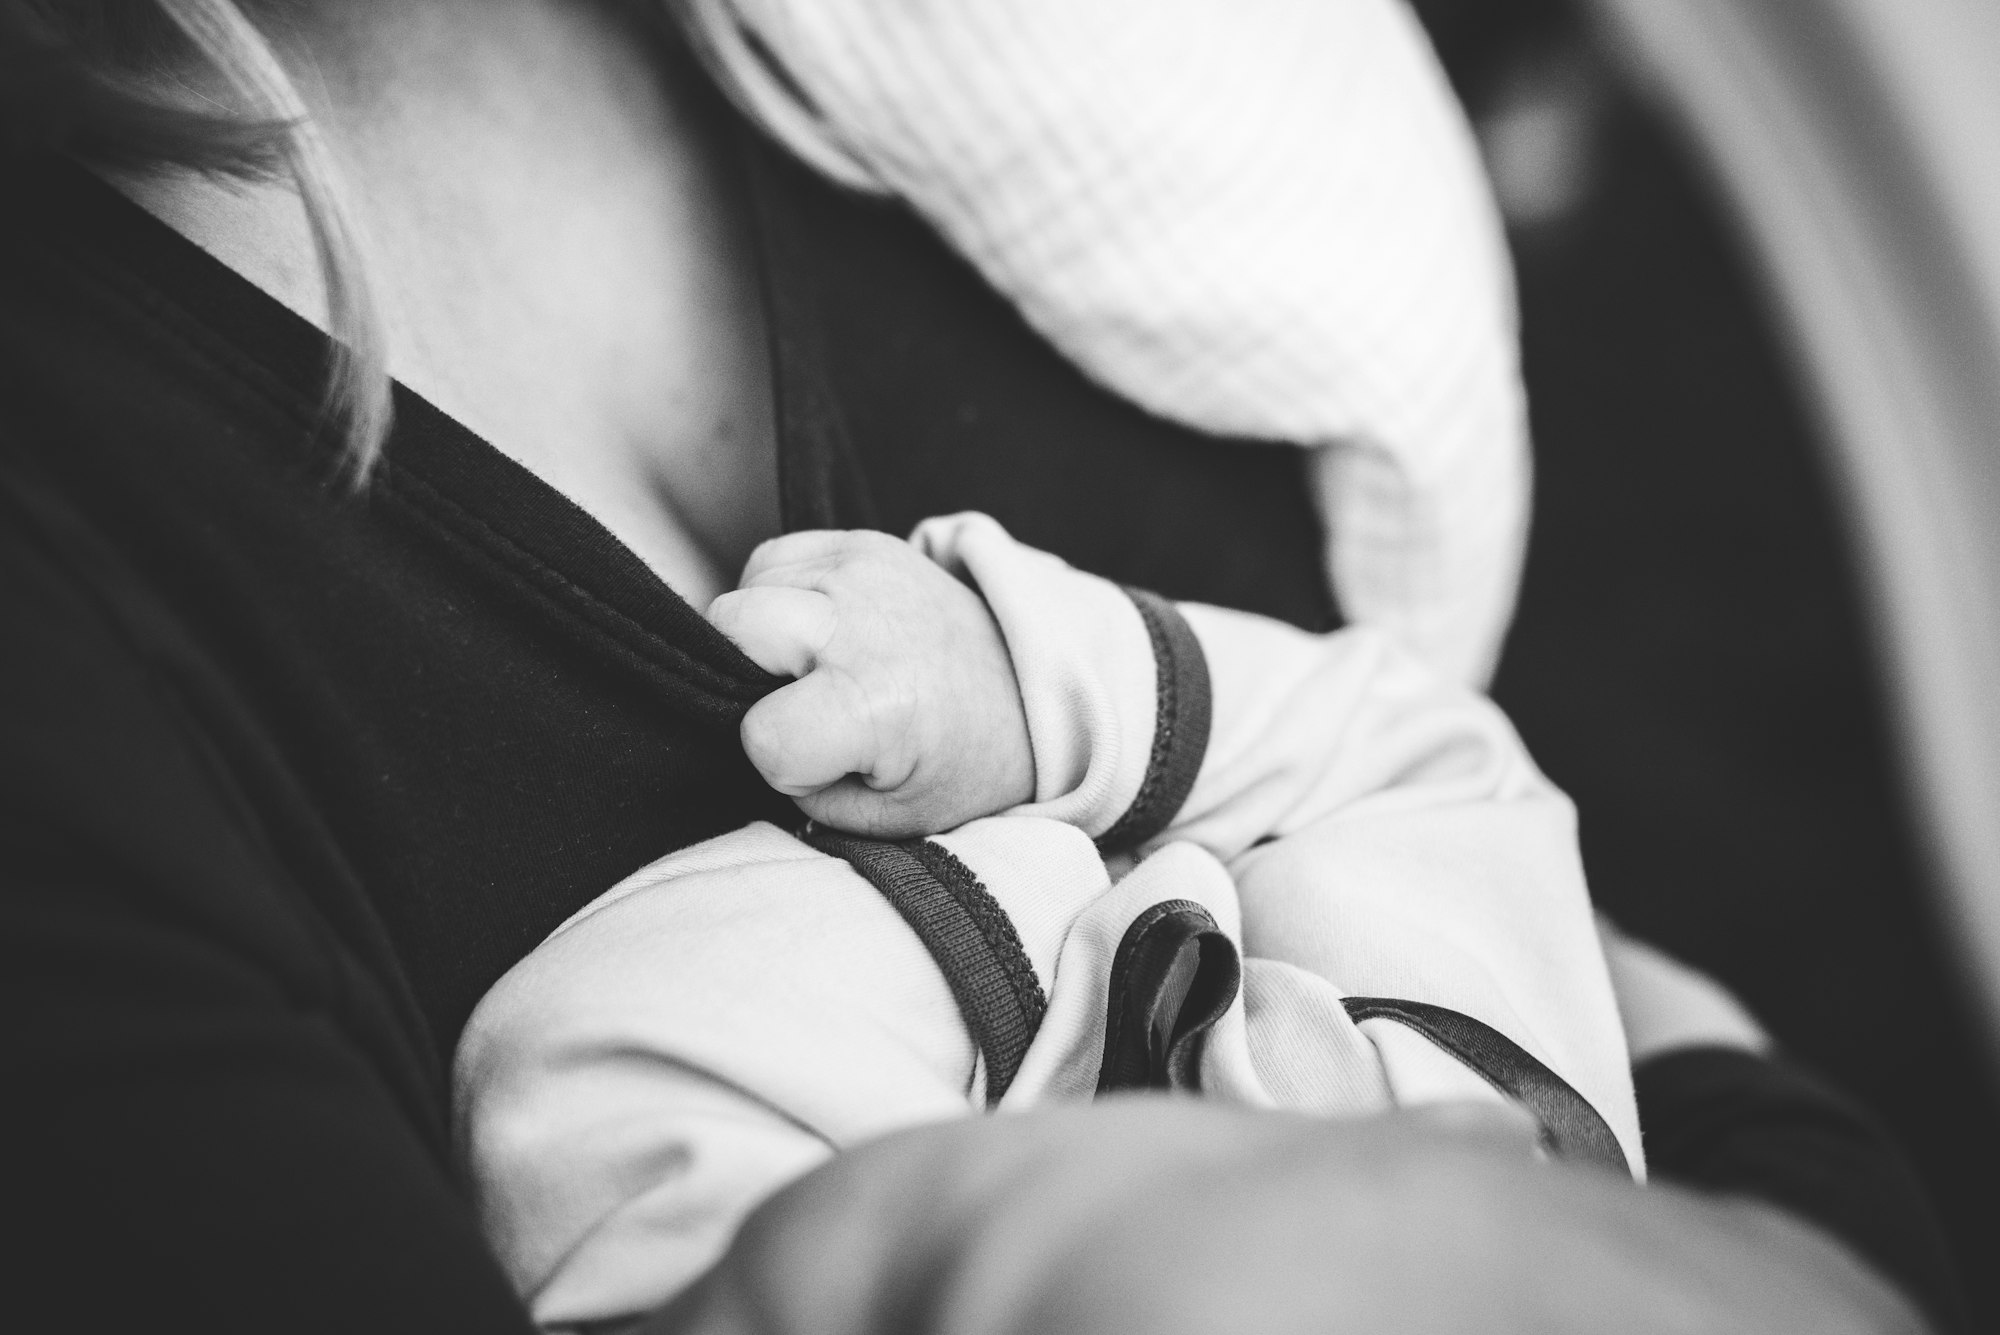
<box><xmin>910</xmin><ymin>513</ymin><xmax>1205</xmax><ymax>846</ymax></box>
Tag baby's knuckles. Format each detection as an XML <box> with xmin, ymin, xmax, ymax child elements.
<box><xmin>738</xmin><ymin>528</ymin><xmax>1032</xmax><ymax>829</ymax></box>
<box><xmin>852</xmin><ymin>659</ymin><xmax>924</xmax><ymax>791</ymax></box>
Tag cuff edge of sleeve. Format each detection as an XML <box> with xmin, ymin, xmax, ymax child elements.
<box><xmin>1097</xmin><ymin>588</ymin><xmax>1212</xmax><ymax>852</ymax></box>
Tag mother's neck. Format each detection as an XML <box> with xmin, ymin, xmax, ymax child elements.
<box><xmin>112</xmin><ymin>0</ymin><xmax>781</xmax><ymax>606</ymax></box>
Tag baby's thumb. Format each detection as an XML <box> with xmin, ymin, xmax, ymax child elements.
<box><xmin>793</xmin><ymin>778</ymin><xmax>935</xmax><ymax>840</ymax></box>
<box><xmin>740</xmin><ymin>674</ymin><xmax>905</xmax><ymax>799</ymax></box>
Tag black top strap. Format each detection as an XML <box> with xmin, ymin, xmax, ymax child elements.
<box><xmin>729</xmin><ymin>116</ymin><xmax>880</xmax><ymax>534</ymax></box>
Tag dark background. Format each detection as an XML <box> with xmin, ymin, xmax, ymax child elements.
<box><xmin>1407</xmin><ymin>1</ymin><xmax>2000</xmax><ymax>1325</ymax></box>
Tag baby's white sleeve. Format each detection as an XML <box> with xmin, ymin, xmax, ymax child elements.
<box><xmin>453</xmin><ymin>813</ymin><xmax>1130</xmax><ymax>1329</ymax></box>
<box><xmin>453</xmin><ymin>822</ymin><xmax>978</xmax><ymax>1329</ymax></box>
<box><xmin>911</xmin><ymin>511</ymin><xmax>1552</xmax><ymax>860</ymax></box>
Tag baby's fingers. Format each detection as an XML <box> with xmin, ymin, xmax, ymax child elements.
<box><xmin>740</xmin><ymin>672</ymin><xmax>911</xmax><ymax>798</ymax></box>
<box><xmin>738</xmin><ymin>529</ymin><xmax>903</xmax><ymax>590</ymax></box>
<box><xmin>708</xmin><ymin>586</ymin><xmax>838</xmax><ymax>679</ymax></box>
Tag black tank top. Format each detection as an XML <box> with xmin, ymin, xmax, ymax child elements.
<box><xmin>0</xmin><ymin>110</ymin><xmax>1336</xmax><ymax>1070</ymax></box>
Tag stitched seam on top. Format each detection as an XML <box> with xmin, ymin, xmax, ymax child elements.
<box><xmin>48</xmin><ymin>244</ymin><xmax>768</xmax><ymax>707</ymax></box>
<box><xmin>378</xmin><ymin>464</ymin><xmax>770</xmax><ymax>704</ymax></box>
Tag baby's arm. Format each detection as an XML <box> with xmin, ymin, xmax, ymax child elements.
<box><xmin>707</xmin><ymin>515</ymin><xmax>1570</xmax><ymax>862</ymax></box>
<box><xmin>889</xmin><ymin>513</ymin><xmax>1543</xmax><ymax>852</ymax></box>
<box><xmin>454</xmin><ymin>823</ymin><xmax>966</xmax><ymax>1326</ymax></box>
<box><xmin>455</xmin><ymin>815</ymin><xmax>1123</xmax><ymax>1329</ymax></box>
<box><xmin>706</xmin><ymin>515</ymin><xmax>1634</xmax><ymax>1161</ymax></box>
<box><xmin>910</xmin><ymin>513</ymin><xmax>1640</xmax><ymax>1167</ymax></box>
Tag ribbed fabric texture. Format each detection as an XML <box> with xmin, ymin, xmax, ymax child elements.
<box><xmin>1097</xmin><ymin>588</ymin><xmax>1213</xmax><ymax>852</ymax></box>
<box><xmin>806</xmin><ymin>828</ymin><xmax>1048</xmax><ymax>1103</ymax></box>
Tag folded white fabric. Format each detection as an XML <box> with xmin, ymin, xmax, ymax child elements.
<box><xmin>459</xmin><ymin>810</ymin><xmax>1630</xmax><ymax>1329</ymax></box>
<box><xmin>456</xmin><ymin>518</ymin><xmax>1636</xmax><ymax>1331</ymax></box>
<box><xmin>669</xmin><ymin>0</ymin><xmax>1529</xmax><ymax>685</ymax></box>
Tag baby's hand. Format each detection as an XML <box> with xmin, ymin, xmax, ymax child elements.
<box><xmin>708</xmin><ymin>530</ymin><xmax>1035</xmax><ymax>837</ymax></box>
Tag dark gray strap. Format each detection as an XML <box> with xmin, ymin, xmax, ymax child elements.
<box><xmin>804</xmin><ymin>828</ymin><xmax>1046</xmax><ymax>1104</ymax></box>
<box><xmin>1342</xmin><ymin>996</ymin><xmax>1629</xmax><ymax>1172</ymax></box>
<box><xmin>1097</xmin><ymin>900</ymin><xmax>1242</xmax><ymax>1094</ymax></box>
<box><xmin>1097</xmin><ymin>588</ymin><xmax>1212</xmax><ymax>852</ymax></box>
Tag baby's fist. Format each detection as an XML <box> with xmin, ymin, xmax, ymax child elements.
<box><xmin>708</xmin><ymin>530</ymin><xmax>1035</xmax><ymax>837</ymax></box>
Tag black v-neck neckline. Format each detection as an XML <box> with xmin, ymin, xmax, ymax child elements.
<box><xmin>22</xmin><ymin>154</ymin><xmax>808</xmax><ymax>722</ymax></box>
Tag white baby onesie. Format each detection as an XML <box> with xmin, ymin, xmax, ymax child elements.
<box><xmin>455</xmin><ymin>518</ymin><xmax>1636</xmax><ymax>1332</ymax></box>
